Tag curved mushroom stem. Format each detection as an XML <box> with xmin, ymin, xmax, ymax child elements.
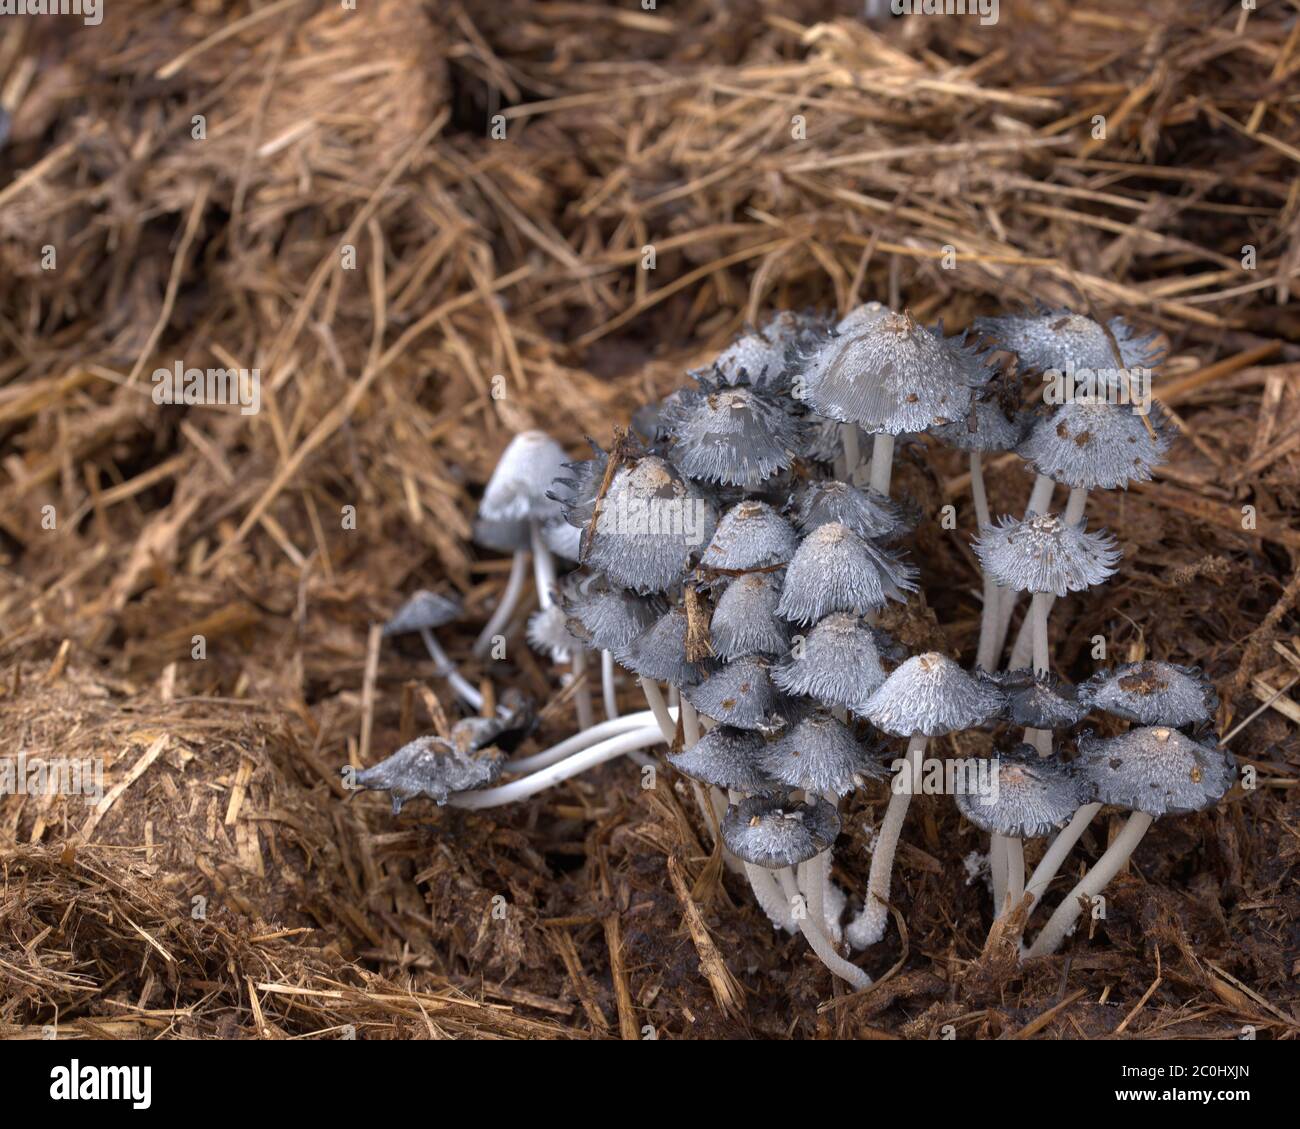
<box><xmin>473</xmin><ymin>549</ymin><xmax>530</xmax><ymax>657</ymax></box>
<box><xmin>1025</xmin><ymin>810</ymin><xmax>1153</xmax><ymax>958</ymax></box>
<box><xmin>571</xmin><ymin>647</ymin><xmax>595</xmax><ymax>730</ymax></box>
<box><xmin>1007</xmin><ymin>486</ymin><xmax>1090</xmax><ymax>670</ymax></box>
<box><xmin>971</xmin><ymin>451</ymin><xmax>1004</xmax><ymax>672</ymax></box>
<box><xmin>989</xmin><ymin>473</ymin><xmax>1056</xmax><ymax>665</ymax></box>
<box><xmin>601</xmin><ymin>649</ymin><xmax>619</xmax><ymax>719</ymax></box>
<box><xmin>639</xmin><ymin>678</ymin><xmax>677</xmax><ymax>744</ymax></box>
<box><xmin>845</xmin><ymin>733</ymin><xmax>926</xmax><ymax>950</ymax></box>
<box><xmin>418</xmin><ymin>627</ymin><xmax>485</xmax><ymax>712</ymax></box>
<box><xmin>868</xmin><ymin>433</ymin><xmax>896</xmax><ymax>497</ymax></box>
<box><xmin>777</xmin><ymin>867</ymin><xmax>871</xmax><ymax>990</ymax></box>
<box><xmin>448</xmin><ymin>727</ymin><xmax>663</xmax><ymax>809</ymax></box>
<box><xmin>506</xmin><ymin>711</ymin><xmax>660</xmax><ymax>775</ymax></box>
<box><xmin>990</xmin><ymin>833</ymin><xmax>1008</xmax><ymax>915</ymax></box>
<box><xmin>1022</xmin><ymin>801</ymin><xmax>1102</xmax><ymax>917</ymax></box>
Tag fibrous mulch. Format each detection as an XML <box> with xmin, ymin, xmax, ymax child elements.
<box><xmin>0</xmin><ymin>0</ymin><xmax>1297</xmax><ymax>1039</ymax></box>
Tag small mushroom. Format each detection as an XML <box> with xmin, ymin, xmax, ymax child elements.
<box><xmin>981</xmin><ymin>668</ymin><xmax>1089</xmax><ymax>730</ymax></box>
<box><xmin>478</xmin><ymin>430</ymin><xmax>568</xmax><ymax>525</ymax></box>
<box><xmin>761</xmin><ymin>710</ymin><xmax>887</xmax><ymax>797</ymax></box>
<box><xmin>791</xmin><ymin>479</ymin><xmax>910</xmax><ymax>542</ymax></box>
<box><xmin>861</xmin><ymin>651</ymin><xmax>1005</xmax><ymax>737</ymax></box>
<box><xmin>1078</xmin><ymin>660</ymin><xmax>1218</xmax><ymax>727</ymax></box>
<box><xmin>721</xmin><ymin>794</ymin><xmax>840</xmax><ymax>869</ymax></box>
<box><xmin>565</xmin><ymin>584</ymin><xmax>663</xmax><ymax>653</ymax></box>
<box><xmin>383</xmin><ymin>590</ymin><xmax>485</xmax><ymax>712</ymax></box>
<box><xmin>1016</xmin><ymin>400</ymin><xmax>1172</xmax><ymax>492</ymax></box>
<box><xmin>776</xmin><ymin>521</ymin><xmax>917</xmax><ymax>625</ymax></box>
<box><xmin>354</xmin><ymin>735</ymin><xmax>507</xmax><ymax>813</ymax></box>
<box><xmin>974</xmin><ymin>513</ymin><xmax>1121</xmax><ymax>599</ymax></box>
<box><xmin>709</xmin><ymin>572</ymin><xmax>791</xmax><ymax>659</ymax></box>
<box><xmin>668</xmin><ymin>381</ymin><xmax>803</xmax><ymax>487</ymax></box>
<box><xmin>771</xmin><ymin>611</ymin><xmax>887</xmax><ymax>712</ymax></box>
<box><xmin>668</xmin><ymin>726</ymin><xmax>779</xmax><ymax>794</ymax></box>
<box><xmin>700</xmin><ymin>500</ymin><xmax>799</xmax><ymax>572</ymax></box>
<box><xmin>684</xmin><ymin>654</ymin><xmax>789</xmax><ymax>731</ymax></box>
<box><xmin>974</xmin><ymin>308</ymin><xmax>1164</xmax><ymax>374</ymax></box>
<box><xmin>617</xmin><ymin>606</ymin><xmax>706</xmax><ymax>687</ymax></box>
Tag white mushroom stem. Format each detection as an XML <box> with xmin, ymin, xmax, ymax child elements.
<box><xmin>506</xmin><ymin>711</ymin><xmax>661</xmax><ymax>775</ymax></box>
<box><xmin>841</xmin><ymin>423</ymin><xmax>862</xmax><ymax>481</ymax></box>
<box><xmin>1025</xmin><ymin>811</ymin><xmax>1153</xmax><ymax>958</ymax></box>
<box><xmin>639</xmin><ymin>678</ymin><xmax>677</xmax><ymax>744</ymax></box>
<box><xmin>1025</xmin><ymin>591</ymin><xmax>1055</xmax><ymax>756</ymax></box>
<box><xmin>1023</xmin><ymin>802</ymin><xmax>1102</xmax><ymax>917</ymax></box>
<box><xmin>601</xmin><ymin>649</ymin><xmax>619</xmax><ymax>719</ymax></box>
<box><xmin>971</xmin><ymin>450</ymin><xmax>1004</xmax><ymax>672</ymax></box>
<box><xmin>1007</xmin><ymin>486</ymin><xmax>1090</xmax><ymax>670</ymax></box>
<box><xmin>990</xmin><ymin>833</ymin><xmax>1008</xmax><ymax>913</ymax></box>
<box><xmin>529</xmin><ymin>520</ymin><xmax>558</xmax><ymax>610</ymax></box>
<box><xmin>418</xmin><ymin>627</ymin><xmax>485</xmax><ymax>712</ymax></box>
<box><xmin>777</xmin><ymin>868</ymin><xmax>871</xmax><ymax>990</ymax></box>
<box><xmin>1004</xmin><ymin>836</ymin><xmax>1025</xmax><ymax>914</ymax></box>
<box><xmin>846</xmin><ymin>733</ymin><xmax>927</xmax><ymax>950</ymax></box>
<box><xmin>571</xmin><ymin>647</ymin><xmax>595</xmax><ymax>729</ymax></box>
<box><xmin>729</xmin><ymin>789</ymin><xmax>796</xmax><ymax>931</ymax></box>
<box><xmin>868</xmin><ymin>433</ymin><xmax>896</xmax><ymax>496</ymax></box>
<box><xmin>989</xmin><ymin>473</ymin><xmax>1056</xmax><ymax>665</ymax></box>
<box><xmin>448</xmin><ymin>727</ymin><xmax>663</xmax><ymax>809</ymax></box>
<box><xmin>473</xmin><ymin>548</ymin><xmax>530</xmax><ymax>657</ymax></box>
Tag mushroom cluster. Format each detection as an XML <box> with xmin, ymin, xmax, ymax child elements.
<box><xmin>352</xmin><ymin>303</ymin><xmax>1234</xmax><ymax>986</ymax></box>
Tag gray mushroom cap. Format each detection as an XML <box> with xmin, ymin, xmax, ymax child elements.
<box><xmin>863</xmin><ymin>652</ymin><xmax>1006</xmax><ymax>736</ymax></box>
<box><xmin>974</xmin><ymin>309</ymin><xmax>1164</xmax><ymax>374</ymax></box>
<box><xmin>974</xmin><ymin>512</ymin><xmax>1121</xmax><ymax>595</ymax></box>
<box><xmin>772</xmin><ymin>611</ymin><xmax>887</xmax><ymax>711</ymax></box>
<box><xmin>527</xmin><ymin>604</ymin><xmax>578</xmax><ymax>662</ymax></box>
<box><xmin>792</xmin><ymin>479</ymin><xmax>910</xmax><ymax>542</ymax></box>
<box><xmin>835</xmin><ymin>301</ymin><xmax>889</xmax><ymax>335</ymax></box>
<box><xmin>982</xmin><ymin>669</ymin><xmax>1089</xmax><ymax>729</ymax></box>
<box><xmin>1017</xmin><ymin>400</ymin><xmax>1172</xmax><ymax>490</ymax></box>
<box><xmin>480</xmin><ymin>430</ymin><xmax>569</xmax><ymax>523</ymax></box>
<box><xmin>617</xmin><ymin>607</ymin><xmax>704</xmax><ymax>686</ymax></box>
<box><xmin>721</xmin><ymin>794</ymin><xmax>841</xmax><ymax>869</ymax></box>
<box><xmin>565</xmin><ymin>586</ymin><xmax>662</xmax><ymax>652</ymax></box>
<box><xmin>1074</xmin><ymin>726</ymin><xmax>1235</xmax><ymax>817</ymax></box>
<box><xmin>931</xmin><ymin>397</ymin><xmax>1028</xmax><ymax>453</ymax></box>
<box><xmin>1079</xmin><ymin>661</ymin><xmax>1218</xmax><ymax>727</ymax></box>
<box><xmin>956</xmin><ymin>745</ymin><xmax>1084</xmax><ymax>838</ymax></box>
<box><xmin>383</xmin><ymin>590</ymin><xmax>463</xmax><ymax>636</ymax></box>
<box><xmin>684</xmin><ymin>654</ymin><xmax>788</xmax><ymax>731</ymax></box>
<box><xmin>669</xmin><ymin>385</ymin><xmax>802</xmax><ymax>486</ymax></box>
<box><xmin>585</xmin><ymin>455</ymin><xmax>715</xmax><ymax>593</ymax></box>
<box><xmin>760</xmin><ymin>711</ymin><xmax>888</xmax><ymax>796</ymax></box>
<box><xmin>776</xmin><ymin>521</ymin><xmax>917</xmax><ymax>625</ymax></box>
<box><xmin>668</xmin><ymin>726</ymin><xmax>779</xmax><ymax>793</ymax></box>
<box><xmin>710</xmin><ymin>572</ymin><xmax>791</xmax><ymax>659</ymax></box>
<box><xmin>797</xmin><ymin>311</ymin><xmax>989</xmax><ymax>435</ymax></box>
<box><xmin>700</xmin><ymin>501</ymin><xmax>799</xmax><ymax>572</ymax></box>
<box><xmin>714</xmin><ymin>310</ymin><xmax>823</xmax><ymax>390</ymax></box>
<box><xmin>355</xmin><ymin>736</ymin><xmax>505</xmax><ymax>813</ymax></box>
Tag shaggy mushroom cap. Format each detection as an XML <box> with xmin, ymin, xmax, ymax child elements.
<box><xmin>776</xmin><ymin>521</ymin><xmax>917</xmax><ymax>624</ymax></box>
<box><xmin>383</xmin><ymin>590</ymin><xmax>463</xmax><ymax>636</ymax></box>
<box><xmin>772</xmin><ymin>611</ymin><xmax>887</xmax><ymax>711</ymax></box>
<box><xmin>1074</xmin><ymin>726</ymin><xmax>1235</xmax><ymax>817</ymax></box>
<box><xmin>479</xmin><ymin>430</ymin><xmax>569</xmax><ymax>523</ymax></box>
<box><xmin>1079</xmin><ymin>661</ymin><xmax>1218</xmax><ymax>727</ymax></box>
<box><xmin>1017</xmin><ymin>400</ymin><xmax>1172</xmax><ymax>490</ymax></box>
<box><xmin>565</xmin><ymin>585</ymin><xmax>663</xmax><ymax>652</ymax></box>
<box><xmin>721</xmin><ymin>795</ymin><xmax>841</xmax><ymax>869</ymax></box>
<box><xmin>761</xmin><ymin>710</ymin><xmax>888</xmax><ymax>796</ymax></box>
<box><xmin>618</xmin><ymin>607</ymin><xmax>706</xmax><ymax>686</ymax></box>
<box><xmin>668</xmin><ymin>726</ymin><xmax>779</xmax><ymax>794</ymax></box>
<box><xmin>713</xmin><ymin>310</ymin><xmax>824</xmax><ymax>390</ymax></box>
<box><xmin>974</xmin><ymin>308</ymin><xmax>1164</xmax><ymax>374</ymax></box>
<box><xmin>797</xmin><ymin>310</ymin><xmax>990</xmax><ymax>434</ymax></box>
<box><xmin>956</xmin><ymin>744</ymin><xmax>1084</xmax><ymax>838</ymax></box>
<box><xmin>982</xmin><ymin>669</ymin><xmax>1089</xmax><ymax>729</ymax></box>
<box><xmin>974</xmin><ymin>512</ymin><xmax>1121</xmax><ymax>595</ymax></box>
<box><xmin>669</xmin><ymin>383</ymin><xmax>803</xmax><ymax>486</ymax></box>
<box><xmin>792</xmin><ymin>479</ymin><xmax>910</xmax><ymax>542</ymax></box>
<box><xmin>863</xmin><ymin>652</ymin><xmax>1006</xmax><ymax>736</ymax></box>
<box><xmin>710</xmin><ymin>572</ymin><xmax>791</xmax><ymax>659</ymax></box>
<box><xmin>701</xmin><ymin>500</ymin><xmax>799</xmax><ymax>572</ymax></box>
<box><xmin>447</xmin><ymin>694</ymin><xmax>534</xmax><ymax>756</ymax></box>
<box><xmin>355</xmin><ymin>736</ymin><xmax>506</xmax><ymax>813</ymax></box>
<box><xmin>800</xmin><ymin>415</ymin><xmax>848</xmax><ymax>463</ymax></box>
<box><xmin>548</xmin><ymin>440</ymin><xmax>610</xmax><ymax>529</ymax></box>
<box><xmin>527</xmin><ymin>604</ymin><xmax>578</xmax><ymax>662</ymax></box>
<box><xmin>585</xmin><ymin>455</ymin><xmax>715</xmax><ymax>593</ymax></box>
<box><xmin>835</xmin><ymin>301</ymin><xmax>889</xmax><ymax>335</ymax></box>
<box><xmin>931</xmin><ymin>396</ymin><xmax>1028</xmax><ymax>453</ymax></box>
<box><xmin>684</xmin><ymin>654</ymin><xmax>789</xmax><ymax>731</ymax></box>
